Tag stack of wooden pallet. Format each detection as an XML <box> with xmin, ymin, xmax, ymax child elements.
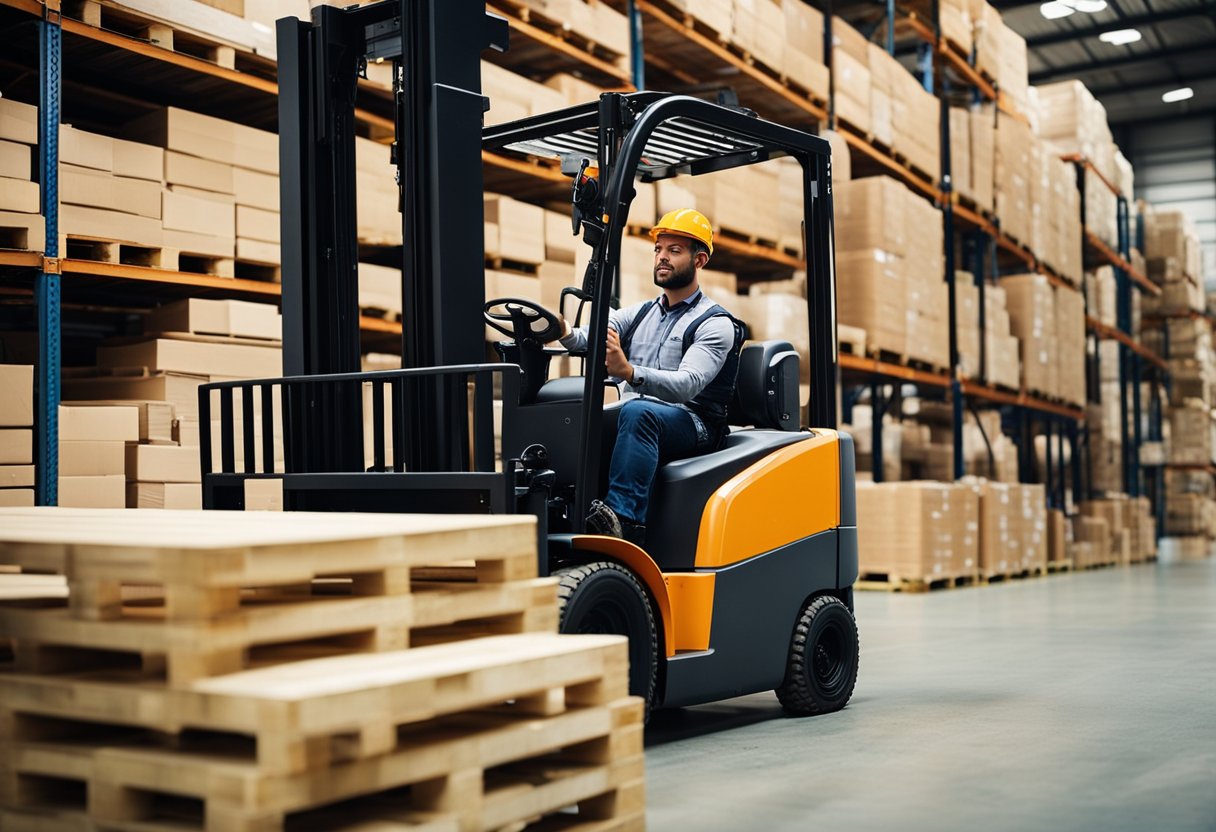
<box><xmin>0</xmin><ymin>508</ymin><xmax>645</xmax><ymax>832</ymax></box>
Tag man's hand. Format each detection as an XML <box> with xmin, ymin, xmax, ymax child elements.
<box><xmin>557</xmin><ymin>316</ymin><xmax>571</xmax><ymax>341</ymax></box>
<box><xmin>605</xmin><ymin>327</ymin><xmax>634</xmax><ymax>383</ymax></box>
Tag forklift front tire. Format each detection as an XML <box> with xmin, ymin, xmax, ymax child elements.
<box><xmin>775</xmin><ymin>595</ymin><xmax>859</xmax><ymax>716</ymax></box>
<box><xmin>555</xmin><ymin>561</ymin><xmax>658</xmax><ymax>713</ymax></box>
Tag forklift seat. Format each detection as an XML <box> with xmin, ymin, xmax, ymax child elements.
<box><xmin>643</xmin><ymin>341</ymin><xmax>807</xmax><ymax>571</ymax></box>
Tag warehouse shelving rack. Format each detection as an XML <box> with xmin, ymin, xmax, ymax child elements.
<box><xmin>1066</xmin><ymin>154</ymin><xmax>1167</xmax><ymax>518</ymax></box>
<box><xmin>0</xmin><ymin>0</ymin><xmax>1163</xmax><ymax>514</ymax></box>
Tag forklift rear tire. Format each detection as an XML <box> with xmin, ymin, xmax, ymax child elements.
<box><xmin>775</xmin><ymin>595</ymin><xmax>859</xmax><ymax>716</ymax></box>
<box><xmin>555</xmin><ymin>561</ymin><xmax>658</xmax><ymax>712</ymax></box>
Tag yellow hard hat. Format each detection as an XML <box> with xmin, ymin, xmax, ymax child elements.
<box><xmin>650</xmin><ymin>208</ymin><xmax>714</xmax><ymax>255</ymax></box>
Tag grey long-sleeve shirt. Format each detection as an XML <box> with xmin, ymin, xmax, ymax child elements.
<box><xmin>558</xmin><ymin>290</ymin><xmax>734</xmax><ymax>407</ymax></box>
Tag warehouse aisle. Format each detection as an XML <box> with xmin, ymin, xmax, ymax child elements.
<box><xmin>644</xmin><ymin>560</ymin><xmax>1216</xmax><ymax>832</ymax></box>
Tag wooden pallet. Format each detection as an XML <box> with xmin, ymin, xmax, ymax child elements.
<box><xmin>856</xmin><ymin>571</ymin><xmax>979</xmax><ymax>593</ymax></box>
<box><xmin>1047</xmin><ymin>558</ymin><xmax>1074</xmax><ymax>573</ymax></box>
<box><xmin>0</xmin><ymin>635</ymin><xmax>643</xmax><ymax>831</ymax></box>
<box><xmin>65</xmin><ymin>0</ymin><xmax>249</xmax><ymax>70</ymax></box>
<box><xmin>837</xmin><ymin>325</ymin><xmax>866</xmax><ymax>357</ymax></box>
<box><xmin>58</xmin><ymin>234</ymin><xmax>278</xmax><ymax>282</ymax></box>
<box><xmin>0</xmin><ymin>508</ymin><xmax>548</xmax><ymax>685</ymax></box>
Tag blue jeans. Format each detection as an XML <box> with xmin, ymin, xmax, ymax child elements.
<box><xmin>605</xmin><ymin>398</ymin><xmax>701</xmax><ymax>525</ymax></box>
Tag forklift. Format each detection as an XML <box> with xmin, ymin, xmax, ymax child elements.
<box><xmin>200</xmin><ymin>0</ymin><xmax>859</xmax><ymax>716</ymax></box>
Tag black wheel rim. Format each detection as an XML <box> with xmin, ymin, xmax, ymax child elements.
<box><xmin>812</xmin><ymin>617</ymin><xmax>852</xmax><ymax>696</ymax></box>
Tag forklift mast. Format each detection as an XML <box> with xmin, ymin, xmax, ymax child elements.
<box><xmin>276</xmin><ymin>0</ymin><xmax>507</xmax><ymax>469</ymax></box>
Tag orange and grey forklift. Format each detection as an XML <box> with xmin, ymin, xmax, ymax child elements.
<box><xmin>200</xmin><ymin>0</ymin><xmax>859</xmax><ymax>716</ymax></box>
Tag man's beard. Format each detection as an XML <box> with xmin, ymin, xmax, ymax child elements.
<box><xmin>653</xmin><ymin>260</ymin><xmax>696</xmax><ymax>289</ymax></box>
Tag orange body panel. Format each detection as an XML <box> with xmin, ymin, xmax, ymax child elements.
<box><xmin>694</xmin><ymin>431</ymin><xmax>841</xmax><ymax>568</ymax></box>
<box><xmin>569</xmin><ymin>535</ymin><xmax>677</xmax><ymax>657</ymax></box>
<box><xmin>663</xmin><ymin>572</ymin><xmax>717</xmax><ymax>652</ymax></box>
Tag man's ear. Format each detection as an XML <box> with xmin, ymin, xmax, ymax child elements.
<box><xmin>695</xmin><ymin>251</ymin><xmax>710</xmax><ymax>270</ymax></box>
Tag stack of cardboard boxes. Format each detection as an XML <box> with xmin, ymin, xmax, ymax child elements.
<box><xmin>57</xmin><ymin>405</ymin><xmax>138</xmax><ymax>508</ymax></box>
<box><xmin>0</xmin><ymin>99</ymin><xmax>46</xmax><ymax>250</ymax></box>
<box><xmin>954</xmin><ymin>277</ymin><xmax>1021</xmax><ymax>389</ymax></box>
<box><xmin>831</xmin><ymin>19</ymin><xmax>871</xmax><ymax>135</ymax></box>
<box><xmin>1145</xmin><ymin>209</ymin><xmax>1204</xmax><ymax>286</ymax></box>
<box><xmin>1000</xmin><ymin>274</ymin><xmax>1085</xmax><ymax>405</ymax></box>
<box><xmin>1035</xmin><ymin>80</ymin><xmax>1120</xmax><ymax>246</ymax></box>
<box><xmin>126</xmin><ymin>106</ymin><xmax>278</xmax><ymax>264</ymax></box>
<box><xmin>0</xmin><ymin>365</ymin><xmax>35</xmax><ymax>507</ymax></box>
<box><xmin>856</xmin><ymin>481</ymin><xmax>979</xmax><ymax>583</ymax></box>
<box><xmin>60</xmin><ymin>299</ymin><xmax>283</xmax><ymax>508</ymax></box>
<box><xmin>971</xmin><ymin>0</ymin><xmax>1028</xmax><ymax>115</ymax></box>
<box><xmin>835</xmin><ymin>176</ymin><xmax>947</xmax><ymax>369</ymax></box>
<box><xmin>1080</xmin><ymin>496</ymin><xmax>1156</xmax><ymax>565</ymax></box>
<box><xmin>861</xmin><ymin>478</ymin><xmax>1045</xmax><ymax>583</ymax></box>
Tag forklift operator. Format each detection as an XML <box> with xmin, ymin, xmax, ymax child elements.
<box><xmin>556</xmin><ymin>209</ymin><xmax>743</xmax><ymax>546</ymax></box>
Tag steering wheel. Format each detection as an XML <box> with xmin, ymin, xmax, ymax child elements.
<box><xmin>483</xmin><ymin>297</ymin><xmax>564</xmax><ymax>343</ymax></box>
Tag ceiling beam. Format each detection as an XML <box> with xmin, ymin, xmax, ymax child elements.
<box><xmin>1026</xmin><ymin>3</ymin><xmax>1216</xmax><ymax>48</ymax></box>
<box><xmin>1030</xmin><ymin>44</ymin><xmax>1216</xmax><ymax>84</ymax></box>
<box><xmin>1090</xmin><ymin>69</ymin><xmax>1216</xmax><ymax>97</ymax></box>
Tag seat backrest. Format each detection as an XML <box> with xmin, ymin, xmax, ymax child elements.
<box><xmin>729</xmin><ymin>340</ymin><xmax>801</xmax><ymax>431</ymax></box>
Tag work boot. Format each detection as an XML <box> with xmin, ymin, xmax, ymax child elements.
<box><xmin>585</xmin><ymin>499</ymin><xmax>623</xmax><ymax>538</ymax></box>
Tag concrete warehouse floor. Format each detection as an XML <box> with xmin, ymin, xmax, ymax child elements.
<box><xmin>643</xmin><ymin>557</ymin><xmax>1216</xmax><ymax>832</ymax></box>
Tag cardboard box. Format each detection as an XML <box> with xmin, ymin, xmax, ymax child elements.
<box><xmin>236</xmin><ymin>205</ymin><xmax>279</xmax><ymax>244</ymax></box>
<box><xmin>0</xmin><ymin>139</ymin><xmax>31</xmax><ymax>180</ymax></box>
<box><xmin>544</xmin><ymin>210</ymin><xmax>578</xmax><ymax>263</ymax></box>
<box><xmin>59</xmin><ymin>125</ymin><xmax>113</xmax><ymax>172</ymax></box>
<box><xmin>127</xmin><ymin>481</ymin><xmax>202</xmax><ymax>509</ymax></box>
<box><xmin>162</xmin><ymin>228</ymin><xmax>235</xmax><ymax>258</ymax></box>
<box><xmin>836</xmin><ymin>176</ymin><xmax>908</xmax><ymax>255</ymax></box>
<box><xmin>0</xmin><ymin>465</ymin><xmax>35</xmax><ymax>488</ymax></box>
<box><xmin>165</xmin><ymin>150</ymin><xmax>235</xmax><ymax>193</ymax></box>
<box><xmin>233</xmin><ymin>167</ymin><xmax>279</xmax><ymax>211</ymax></box>
<box><xmin>0</xmin><ymin>428</ymin><xmax>32</xmax><ymax>464</ymax></box>
<box><xmin>0</xmin><ymin>364</ymin><xmax>33</xmax><ymax>426</ymax></box>
<box><xmin>836</xmin><ymin>248</ymin><xmax>906</xmax><ymax>356</ymax></box>
<box><xmin>62</xmin><ymin>373</ymin><xmax>207</xmax><ymax>422</ymax></box>
<box><xmin>112</xmin><ymin>137</ymin><xmax>164</xmax><ymax>182</ymax></box>
<box><xmin>60</xmin><ymin>164</ymin><xmax>162</xmax><ymax>219</ymax></box>
<box><xmin>60</xmin><ymin>204</ymin><xmax>163</xmax><ymax>247</ymax></box>
<box><xmin>0</xmin><ymin>177</ymin><xmax>39</xmax><ymax>213</ymax></box>
<box><xmin>163</xmin><ymin>188</ymin><xmax>237</xmax><ymax>238</ymax></box>
<box><xmin>62</xmin><ymin>400</ymin><xmax>175</xmax><ymax>444</ymax></box>
<box><xmin>58</xmin><ymin>405</ymin><xmax>141</xmax><ymax>442</ymax></box>
<box><xmin>0</xmin><ymin>98</ymin><xmax>38</xmax><ymax>144</ymax></box>
<box><xmin>126</xmin><ymin>444</ymin><xmax>202</xmax><ymax>483</ymax></box>
<box><xmin>0</xmin><ymin>488</ymin><xmax>34</xmax><ymax>506</ymax></box>
<box><xmin>96</xmin><ymin>337</ymin><xmax>282</xmax><ymax>378</ymax></box>
<box><xmin>358</xmin><ymin>262</ymin><xmax>402</xmax><ymax>314</ymax></box>
<box><xmin>126</xmin><ymin>106</ymin><xmax>238</xmax><ymax>166</ymax></box>
<box><xmin>59</xmin><ymin>440</ymin><xmax>126</xmax><ymax>477</ymax></box>
<box><xmin>58</xmin><ymin>474</ymin><xmax>126</xmax><ymax>508</ymax></box>
<box><xmin>484</xmin><ymin>194</ymin><xmax>545</xmax><ymax>264</ymax></box>
<box><xmin>832</xmin><ymin>49</ymin><xmax>871</xmax><ymax>134</ymax></box>
<box><xmin>236</xmin><ymin>238</ymin><xmax>280</xmax><ymax>265</ymax></box>
<box><xmin>0</xmin><ymin>210</ymin><xmax>46</xmax><ymax>250</ymax></box>
<box><xmin>145</xmin><ymin>298</ymin><xmax>282</xmax><ymax>341</ymax></box>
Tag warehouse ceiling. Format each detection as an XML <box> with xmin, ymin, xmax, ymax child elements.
<box><xmin>995</xmin><ymin>0</ymin><xmax>1216</xmax><ymax>125</ymax></box>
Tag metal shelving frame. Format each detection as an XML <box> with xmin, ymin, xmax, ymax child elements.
<box><xmin>3</xmin><ymin>0</ymin><xmax>1163</xmax><ymax>518</ymax></box>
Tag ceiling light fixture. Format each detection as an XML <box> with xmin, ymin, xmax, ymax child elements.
<box><xmin>1040</xmin><ymin>1</ymin><xmax>1076</xmax><ymax>18</ymax></box>
<box><xmin>1162</xmin><ymin>87</ymin><xmax>1194</xmax><ymax>103</ymax></box>
<box><xmin>1067</xmin><ymin>0</ymin><xmax>1108</xmax><ymax>12</ymax></box>
<box><xmin>1099</xmin><ymin>28</ymin><xmax>1142</xmax><ymax>44</ymax></box>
